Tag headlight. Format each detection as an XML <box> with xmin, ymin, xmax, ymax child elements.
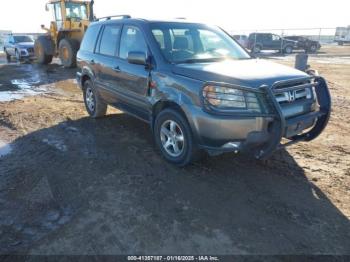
<box><xmin>202</xmin><ymin>85</ymin><xmax>262</xmax><ymax>112</ymax></box>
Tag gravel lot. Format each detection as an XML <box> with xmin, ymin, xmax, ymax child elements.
<box><xmin>0</xmin><ymin>46</ymin><xmax>349</xmax><ymax>255</ymax></box>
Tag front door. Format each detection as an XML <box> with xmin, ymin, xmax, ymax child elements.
<box><xmin>114</xmin><ymin>25</ymin><xmax>151</xmax><ymax>121</ymax></box>
<box><xmin>271</xmin><ymin>34</ymin><xmax>282</xmax><ymax>50</ymax></box>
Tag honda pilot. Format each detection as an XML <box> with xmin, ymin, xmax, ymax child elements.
<box><xmin>76</xmin><ymin>17</ymin><xmax>331</xmax><ymax>166</ymax></box>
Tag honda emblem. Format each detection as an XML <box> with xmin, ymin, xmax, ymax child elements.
<box><xmin>288</xmin><ymin>91</ymin><xmax>296</xmax><ymax>102</ymax></box>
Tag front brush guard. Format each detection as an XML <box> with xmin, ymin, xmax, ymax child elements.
<box><xmin>255</xmin><ymin>76</ymin><xmax>331</xmax><ymax>159</ymax></box>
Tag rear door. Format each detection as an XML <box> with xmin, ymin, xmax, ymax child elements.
<box><xmin>261</xmin><ymin>34</ymin><xmax>272</xmax><ymax>49</ymax></box>
<box><xmin>93</xmin><ymin>23</ymin><xmax>122</xmax><ymax>105</ymax></box>
<box><xmin>113</xmin><ymin>24</ymin><xmax>151</xmax><ymax>121</ymax></box>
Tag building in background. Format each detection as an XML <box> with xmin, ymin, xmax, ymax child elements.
<box><xmin>0</xmin><ymin>30</ymin><xmax>12</xmax><ymax>50</ymax></box>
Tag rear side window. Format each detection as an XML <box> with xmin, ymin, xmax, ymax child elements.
<box><xmin>80</xmin><ymin>25</ymin><xmax>100</xmax><ymax>52</ymax></box>
<box><xmin>98</xmin><ymin>25</ymin><xmax>121</xmax><ymax>56</ymax></box>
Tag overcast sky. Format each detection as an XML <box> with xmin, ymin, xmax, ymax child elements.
<box><xmin>0</xmin><ymin>0</ymin><xmax>349</xmax><ymax>33</ymax></box>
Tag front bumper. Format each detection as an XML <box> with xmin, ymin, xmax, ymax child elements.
<box><xmin>188</xmin><ymin>76</ymin><xmax>331</xmax><ymax>159</ymax></box>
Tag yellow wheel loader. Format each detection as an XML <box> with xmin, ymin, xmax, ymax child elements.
<box><xmin>34</xmin><ymin>0</ymin><xmax>94</xmax><ymax>68</ymax></box>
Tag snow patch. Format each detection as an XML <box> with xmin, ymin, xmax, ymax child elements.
<box><xmin>0</xmin><ymin>79</ymin><xmax>47</xmax><ymax>102</ymax></box>
<box><xmin>0</xmin><ymin>140</ymin><xmax>12</xmax><ymax>158</ymax></box>
<box><xmin>0</xmin><ymin>88</ymin><xmax>48</xmax><ymax>102</ymax></box>
<box><xmin>42</xmin><ymin>136</ymin><xmax>67</xmax><ymax>152</ymax></box>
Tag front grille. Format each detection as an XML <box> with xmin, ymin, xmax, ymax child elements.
<box><xmin>275</xmin><ymin>88</ymin><xmax>311</xmax><ymax>104</ymax></box>
<box><xmin>272</xmin><ymin>78</ymin><xmax>317</xmax><ymax>118</ymax></box>
<box><xmin>273</xmin><ymin>79</ymin><xmax>315</xmax><ymax>105</ymax></box>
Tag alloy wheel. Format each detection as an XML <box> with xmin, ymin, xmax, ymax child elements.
<box><xmin>160</xmin><ymin>120</ymin><xmax>185</xmax><ymax>157</ymax></box>
<box><xmin>85</xmin><ymin>87</ymin><xmax>95</xmax><ymax>112</ymax></box>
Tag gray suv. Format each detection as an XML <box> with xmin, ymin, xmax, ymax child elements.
<box><xmin>76</xmin><ymin>17</ymin><xmax>331</xmax><ymax>166</ymax></box>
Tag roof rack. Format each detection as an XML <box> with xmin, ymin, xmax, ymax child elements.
<box><xmin>95</xmin><ymin>15</ymin><xmax>131</xmax><ymax>21</ymax></box>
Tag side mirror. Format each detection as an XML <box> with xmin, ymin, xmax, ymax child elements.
<box><xmin>127</xmin><ymin>51</ymin><xmax>147</xmax><ymax>66</ymax></box>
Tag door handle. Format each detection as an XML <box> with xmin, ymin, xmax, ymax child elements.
<box><xmin>113</xmin><ymin>66</ymin><xmax>121</xmax><ymax>72</ymax></box>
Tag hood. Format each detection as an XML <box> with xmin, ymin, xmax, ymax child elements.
<box><xmin>172</xmin><ymin>59</ymin><xmax>308</xmax><ymax>88</ymax></box>
<box><xmin>17</xmin><ymin>42</ymin><xmax>34</xmax><ymax>48</ymax></box>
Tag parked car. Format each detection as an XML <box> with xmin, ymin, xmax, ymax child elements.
<box><xmin>232</xmin><ymin>35</ymin><xmax>248</xmax><ymax>48</ymax></box>
<box><xmin>76</xmin><ymin>17</ymin><xmax>331</xmax><ymax>166</ymax></box>
<box><xmin>248</xmin><ymin>33</ymin><xmax>298</xmax><ymax>54</ymax></box>
<box><xmin>334</xmin><ymin>26</ymin><xmax>350</xmax><ymax>45</ymax></box>
<box><xmin>284</xmin><ymin>36</ymin><xmax>321</xmax><ymax>53</ymax></box>
<box><xmin>3</xmin><ymin>35</ymin><xmax>35</xmax><ymax>61</ymax></box>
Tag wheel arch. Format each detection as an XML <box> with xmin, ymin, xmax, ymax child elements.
<box><xmin>80</xmin><ymin>66</ymin><xmax>96</xmax><ymax>88</ymax></box>
<box><xmin>81</xmin><ymin>74</ymin><xmax>91</xmax><ymax>88</ymax></box>
<box><xmin>151</xmin><ymin>100</ymin><xmax>199</xmax><ymax>143</ymax></box>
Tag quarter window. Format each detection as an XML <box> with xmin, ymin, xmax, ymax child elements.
<box><xmin>80</xmin><ymin>25</ymin><xmax>100</xmax><ymax>52</ymax></box>
<box><xmin>119</xmin><ymin>26</ymin><xmax>148</xmax><ymax>59</ymax></box>
<box><xmin>98</xmin><ymin>25</ymin><xmax>121</xmax><ymax>56</ymax></box>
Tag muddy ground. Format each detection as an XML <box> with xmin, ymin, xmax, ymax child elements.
<box><xmin>0</xmin><ymin>46</ymin><xmax>349</xmax><ymax>255</ymax></box>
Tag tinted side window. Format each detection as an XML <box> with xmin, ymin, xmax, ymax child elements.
<box><xmin>98</xmin><ymin>25</ymin><xmax>121</xmax><ymax>56</ymax></box>
<box><xmin>80</xmin><ymin>25</ymin><xmax>100</xmax><ymax>52</ymax></box>
<box><xmin>119</xmin><ymin>26</ymin><xmax>148</xmax><ymax>59</ymax></box>
<box><xmin>272</xmin><ymin>35</ymin><xmax>280</xmax><ymax>41</ymax></box>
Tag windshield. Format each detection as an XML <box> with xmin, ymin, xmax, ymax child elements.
<box><xmin>151</xmin><ymin>23</ymin><xmax>250</xmax><ymax>63</ymax></box>
<box><xmin>13</xmin><ymin>36</ymin><xmax>33</xmax><ymax>43</ymax></box>
<box><xmin>65</xmin><ymin>2</ymin><xmax>88</xmax><ymax>20</ymax></box>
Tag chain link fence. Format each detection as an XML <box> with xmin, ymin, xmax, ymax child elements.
<box><xmin>230</xmin><ymin>28</ymin><xmax>338</xmax><ymax>55</ymax></box>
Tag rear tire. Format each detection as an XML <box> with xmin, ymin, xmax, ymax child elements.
<box><xmin>59</xmin><ymin>38</ymin><xmax>79</xmax><ymax>68</ymax></box>
<box><xmin>252</xmin><ymin>45</ymin><xmax>261</xmax><ymax>53</ymax></box>
<box><xmin>34</xmin><ymin>36</ymin><xmax>53</xmax><ymax>64</ymax></box>
<box><xmin>154</xmin><ymin>108</ymin><xmax>200</xmax><ymax>166</ymax></box>
<box><xmin>83</xmin><ymin>80</ymin><xmax>107</xmax><ymax>118</ymax></box>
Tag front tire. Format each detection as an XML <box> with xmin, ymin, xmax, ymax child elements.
<box><xmin>284</xmin><ymin>45</ymin><xmax>293</xmax><ymax>54</ymax></box>
<box><xmin>83</xmin><ymin>80</ymin><xmax>107</xmax><ymax>118</ymax></box>
<box><xmin>34</xmin><ymin>36</ymin><xmax>53</xmax><ymax>64</ymax></box>
<box><xmin>15</xmin><ymin>49</ymin><xmax>21</xmax><ymax>61</ymax></box>
<box><xmin>154</xmin><ymin>109</ymin><xmax>199</xmax><ymax>166</ymax></box>
<box><xmin>59</xmin><ymin>38</ymin><xmax>79</xmax><ymax>68</ymax></box>
<box><xmin>309</xmin><ymin>44</ymin><xmax>317</xmax><ymax>53</ymax></box>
